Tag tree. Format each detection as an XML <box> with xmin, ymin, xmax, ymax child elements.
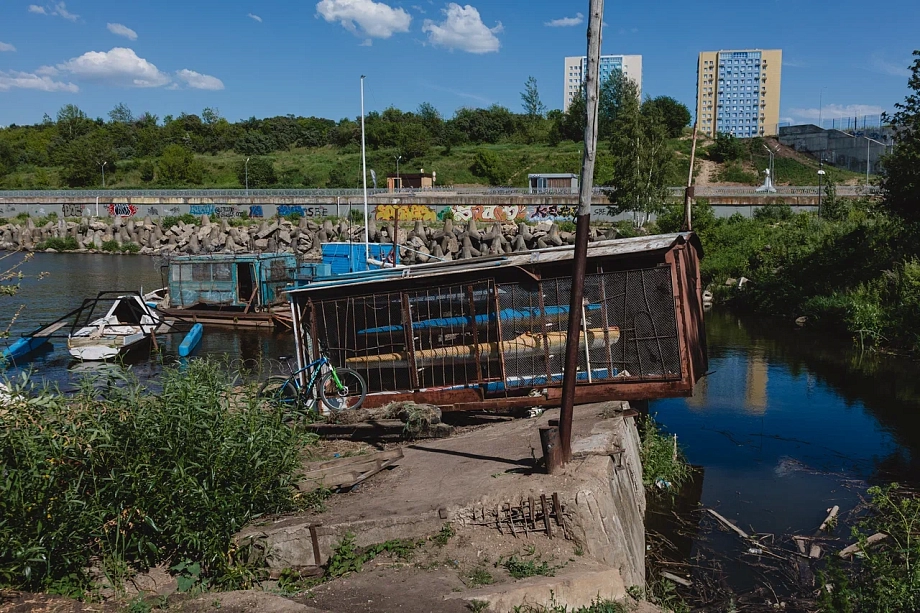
<box><xmin>58</xmin><ymin>132</ymin><xmax>116</xmax><ymax>187</ymax></box>
<box><xmin>881</xmin><ymin>50</ymin><xmax>920</xmax><ymax>223</ymax></box>
<box><xmin>397</xmin><ymin>123</ymin><xmax>431</xmax><ymax>160</ymax></box>
<box><xmin>471</xmin><ymin>149</ymin><xmax>512</xmax><ymax>185</ymax></box>
<box><xmin>707</xmin><ymin>132</ymin><xmax>745</xmax><ymax>163</ymax></box>
<box><xmin>157</xmin><ymin>144</ymin><xmax>203</xmax><ymax>185</ymax></box>
<box><xmin>236</xmin><ymin>157</ymin><xmax>276</xmax><ymax>188</ymax></box>
<box><xmin>605</xmin><ymin>78</ymin><xmax>675</xmax><ymax>226</ymax></box>
<box><xmin>56</xmin><ymin>104</ymin><xmax>91</xmax><ymax>141</ymax></box>
<box><xmin>642</xmin><ymin>96</ymin><xmax>691</xmax><ymax>138</ymax></box>
<box><xmin>556</xmin><ymin>86</ymin><xmax>586</xmax><ymax>142</ymax></box>
<box><xmin>521</xmin><ymin>76</ymin><xmax>546</xmax><ymax>119</ymax></box>
<box><xmin>108</xmin><ymin>103</ymin><xmax>134</xmax><ymax>124</ymax></box>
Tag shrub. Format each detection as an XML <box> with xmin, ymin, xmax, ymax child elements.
<box><xmin>100</xmin><ymin>239</ymin><xmax>121</xmax><ymax>253</ymax></box>
<box><xmin>753</xmin><ymin>202</ymin><xmax>793</xmax><ymax>222</ymax></box>
<box><xmin>0</xmin><ymin>359</ymin><xmax>312</xmax><ymax>592</ymax></box>
<box><xmin>161</xmin><ymin>213</ymin><xmax>198</xmax><ymax>228</ymax></box>
<box><xmin>717</xmin><ymin>162</ymin><xmax>758</xmax><ymax>184</ymax></box>
<box><xmin>637</xmin><ymin>414</ymin><xmax>691</xmax><ymax>492</ymax></box>
<box><xmin>470</xmin><ymin>149</ymin><xmax>513</xmax><ymax>185</ymax></box>
<box><xmin>707</xmin><ymin>132</ymin><xmax>745</xmax><ymax>163</ymax></box>
<box><xmin>36</xmin><ymin>236</ymin><xmax>79</xmax><ymax>251</ymax></box>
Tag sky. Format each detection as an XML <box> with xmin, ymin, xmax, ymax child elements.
<box><xmin>0</xmin><ymin>0</ymin><xmax>917</xmax><ymax>128</ymax></box>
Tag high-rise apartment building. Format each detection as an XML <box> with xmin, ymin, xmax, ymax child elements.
<box><xmin>563</xmin><ymin>55</ymin><xmax>642</xmax><ymax>111</ymax></box>
<box><xmin>696</xmin><ymin>49</ymin><xmax>781</xmax><ymax>138</ymax></box>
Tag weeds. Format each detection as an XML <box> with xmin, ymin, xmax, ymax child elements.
<box><xmin>464</xmin><ymin>567</ymin><xmax>494</xmax><ymax>587</ymax></box>
<box><xmin>434</xmin><ymin>523</ymin><xmax>455</xmax><ymax>547</ymax></box>
<box><xmin>499</xmin><ymin>556</ymin><xmax>556</xmax><ymax>579</ymax></box>
<box><xmin>100</xmin><ymin>240</ymin><xmax>140</xmax><ymax>253</ymax></box>
<box><xmin>637</xmin><ymin>413</ymin><xmax>692</xmax><ymax>493</ymax></box>
<box><xmin>325</xmin><ymin>532</ymin><xmax>421</xmax><ymax>578</ymax></box>
<box><xmin>35</xmin><ymin>236</ymin><xmax>79</xmax><ymax>251</ymax></box>
<box><xmin>0</xmin><ymin>359</ymin><xmax>312</xmax><ymax>593</ymax></box>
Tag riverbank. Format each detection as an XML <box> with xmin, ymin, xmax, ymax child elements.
<box><xmin>659</xmin><ymin>200</ymin><xmax>920</xmax><ymax>353</ymax></box>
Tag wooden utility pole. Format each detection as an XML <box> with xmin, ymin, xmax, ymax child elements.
<box><xmin>683</xmin><ymin>123</ymin><xmax>698</xmax><ymax>231</ymax></box>
<box><xmin>554</xmin><ymin>0</ymin><xmax>604</xmax><ymax>468</ymax></box>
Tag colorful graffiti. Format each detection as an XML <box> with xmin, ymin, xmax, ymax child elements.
<box><xmin>277</xmin><ymin>205</ymin><xmax>328</xmax><ymax>218</ymax></box>
<box><xmin>375</xmin><ymin>204</ymin><xmax>436</xmax><ymax>222</ymax></box>
<box><xmin>189</xmin><ymin>204</ymin><xmax>214</xmax><ymax>216</ymax></box>
<box><xmin>530</xmin><ymin>204</ymin><xmax>577</xmax><ymax>221</ymax></box>
<box><xmin>249</xmin><ymin>205</ymin><xmax>264</xmax><ymax>218</ymax></box>
<box><xmin>107</xmin><ymin>203</ymin><xmax>137</xmax><ymax>217</ymax></box>
<box><xmin>448</xmin><ymin>205</ymin><xmax>526</xmax><ymax>223</ymax></box>
<box><xmin>188</xmin><ymin>204</ymin><xmax>242</xmax><ymax>217</ymax></box>
<box><xmin>62</xmin><ymin>203</ymin><xmax>85</xmax><ymax>217</ymax></box>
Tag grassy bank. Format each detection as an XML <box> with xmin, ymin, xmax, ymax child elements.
<box><xmin>0</xmin><ymin>359</ymin><xmax>315</xmax><ymax>596</ymax></box>
<box><xmin>658</xmin><ymin>200</ymin><xmax>920</xmax><ymax>352</ymax></box>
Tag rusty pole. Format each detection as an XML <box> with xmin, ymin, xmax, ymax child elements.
<box><xmin>683</xmin><ymin>123</ymin><xmax>699</xmax><ymax>232</ymax></box>
<box><xmin>555</xmin><ymin>0</ymin><xmax>604</xmax><ymax>467</ymax></box>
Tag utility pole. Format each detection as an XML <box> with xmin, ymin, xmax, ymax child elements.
<box><xmin>101</xmin><ymin>161</ymin><xmax>107</xmax><ymax>187</ymax></box>
<box><xmin>552</xmin><ymin>0</ymin><xmax>604</xmax><ymax>471</ymax></box>
<box><xmin>683</xmin><ymin>124</ymin><xmax>698</xmax><ymax>231</ymax></box>
<box><xmin>245</xmin><ymin>157</ymin><xmax>250</xmax><ymax>195</ymax></box>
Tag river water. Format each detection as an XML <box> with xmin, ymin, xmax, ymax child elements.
<box><xmin>4</xmin><ymin>253</ymin><xmax>919</xmax><ymax>591</ymax></box>
<box><xmin>1</xmin><ymin>252</ymin><xmax>295</xmax><ymax>389</ymax></box>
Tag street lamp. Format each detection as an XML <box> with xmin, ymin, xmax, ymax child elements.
<box><xmin>817</xmin><ymin>160</ymin><xmax>826</xmax><ymax>217</ymax></box>
<box><xmin>245</xmin><ymin>157</ymin><xmax>250</xmax><ymax>195</ymax></box>
<box><xmin>394</xmin><ymin>155</ymin><xmax>402</xmax><ymax>191</ymax></box>
<box><xmin>762</xmin><ymin>144</ymin><xmax>775</xmax><ymax>182</ymax></box>
<box><xmin>101</xmin><ymin>161</ymin><xmax>107</xmax><ymax>188</ymax></box>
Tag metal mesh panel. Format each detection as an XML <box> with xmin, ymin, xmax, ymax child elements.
<box><xmin>308</xmin><ymin>265</ymin><xmax>682</xmax><ymax>397</ymax></box>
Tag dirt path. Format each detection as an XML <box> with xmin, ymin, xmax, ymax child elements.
<box><xmin>695</xmin><ymin>159</ymin><xmax>718</xmax><ymax>185</ymax></box>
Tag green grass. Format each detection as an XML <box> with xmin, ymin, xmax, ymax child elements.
<box><xmin>35</xmin><ymin>236</ymin><xmax>79</xmax><ymax>251</ymax></box>
<box><xmin>638</xmin><ymin>414</ymin><xmax>692</xmax><ymax>493</ymax></box>
<box><xmin>0</xmin><ymin>358</ymin><xmax>314</xmax><ymax>594</ymax></box>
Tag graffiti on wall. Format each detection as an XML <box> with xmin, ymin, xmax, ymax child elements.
<box><xmin>278</xmin><ymin>205</ymin><xmax>328</xmax><ymax>218</ymax></box>
<box><xmin>189</xmin><ymin>204</ymin><xmax>243</xmax><ymax>218</ymax></box>
<box><xmin>530</xmin><ymin>204</ymin><xmax>577</xmax><ymax>221</ymax></box>
<box><xmin>62</xmin><ymin>203</ymin><xmax>85</xmax><ymax>217</ymax></box>
<box><xmin>374</xmin><ymin>204</ymin><xmax>436</xmax><ymax>221</ymax></box>
<box><xmin>107</xmin><ymin>203</ymin><xmax>138</xmax><ymax>217</ymax></box>
<box><xmin>249</xmin><ymin>205</ymin><xmax>264</xmax><ymax>218</ymax></box>
<box><xmin>448</xmin><ymin>205</ymin><xmax>526</xmax><ymax>223</ymax></box>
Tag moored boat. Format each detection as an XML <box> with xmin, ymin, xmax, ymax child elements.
<box><xmin>67</xmin><ymin>294</ymin><xmax>161</xmax><ymax>361</ymax></box>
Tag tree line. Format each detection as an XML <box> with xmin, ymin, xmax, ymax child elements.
<box><xmin>0</xmin><ymin>74</ymin><xmax>691</xmax><ymax>201</ymax></box>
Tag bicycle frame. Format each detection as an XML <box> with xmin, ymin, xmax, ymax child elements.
<box><xmin>284</xmin><ymin>355</ymin><xmax>336</xmax><ymax>399</ymax></box>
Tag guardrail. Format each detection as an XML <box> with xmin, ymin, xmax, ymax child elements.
<box><xmin>0</xmin><ymin>185</ymin><xmax>881</xmax><ymax>198</ymax></box>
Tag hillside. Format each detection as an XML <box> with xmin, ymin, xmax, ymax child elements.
<box><xmin>0</xmin><ymin>134</ymin><xmax>866</xmax><ymax>191</ymax></box>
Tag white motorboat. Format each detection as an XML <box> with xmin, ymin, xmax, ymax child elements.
<box><xmin>67</xmin><ymin>294</ymin><xmax>161</xmax><ymax>361</ymax></box>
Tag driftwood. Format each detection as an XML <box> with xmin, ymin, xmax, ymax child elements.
<box><xmin>819</xmin><ymin>505</ymin><xmax>840</xmax><ymax>532</ymax></box>
<box><xmin>838</xmin><ymin>532</ymin><xmax>888</xmax><ymax>558</ymax></box>
<box><xmin>707</xmin><ymin>508</ymin><xmax>750</xmax><ymax>539</ymax></box>
<box><xmin>661</xmin><ymin>571</ymin><xmax>692</xmax><ymax>587</ymax></box>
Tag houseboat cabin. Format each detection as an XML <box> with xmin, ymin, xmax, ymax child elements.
<box><xmin>166</xmin><ymin>253</ymin><xmax>298</xmax><ymax>310</ymax></box>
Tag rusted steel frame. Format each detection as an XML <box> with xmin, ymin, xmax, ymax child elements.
<box><xmin>467</xmin><ymin>284</ymin><xmax>484</xmax><ymax>384</ymax></box>
<box><xmin>401</xmin><ymin>292</ymin><xmax>419</xmax><ymax>390</ymax></box>
<box><xmin>664</xmin><ymin>247</ymin><xmax>693</xmax><ymax>387</ymax></box>
<box><xmin>536</xmin><ymin>280</ymin><xmax>553</xmax><ymax>385</ymax></box>
<box><xmin>492</xmin><ymin>282</ymin><xmax>509</xmax><ymax>395</ymax></box>
<box><xmin>359</xmin><ymin>387</ymin><xmax>483</xmax><ymax>409</ymax></box>
<box><xmin>638</xmin><ymin>268</ymin><xmax>668</xmax><ymax>375</ymax></box>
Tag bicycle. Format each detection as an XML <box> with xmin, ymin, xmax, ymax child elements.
<box><xmin>258</xmin><ymin>354</ymin><xmax>367</xmax><ymax>415</ymax></box>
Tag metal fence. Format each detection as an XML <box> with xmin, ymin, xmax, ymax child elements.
<box><xmin>0</xmin><ymin>185</ymin><xmax>880</xmax><ymax>200</ymax></box>
<box><xmin>308</xmin><ymin>266</ymin><xmax>682</xmax><ymax>398</ymax></box>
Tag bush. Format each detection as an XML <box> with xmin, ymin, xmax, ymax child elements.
<box><xmin>638</xmin><ymin>414</ymin><xmax>691</xmax><ymax>492</ymax></box>
<box><xmin>161</xmin><ymin>213</ymin><xmax>198</xmax><ymax>228</ymax></box>
<box><xmin>753</xmin><ymin>202</ymin><xmax>793</xmax><ymax>222</ymax></box>
<box><xmin>0</xmin><ymin>359</ymin><xmax>312</xmax><ymax>592</ymax></box>
<box><xmin>717</xmin><ymin>162</ymin><xmax>758</xmax><ymax>184</ymax></box>
<box><xmin>470</xmin><ymin>149</ymin><xmax>513</xmax><ymax>185</ymax></box>
<box><xmin>36</xmin><ymin>236</ymin><xmax>79</xmax><ymax>251</ymax></box>
<box><xmin>707</xmin><ymin>132</ymin><xmax>745</xmax><ymax>163</ymax></box>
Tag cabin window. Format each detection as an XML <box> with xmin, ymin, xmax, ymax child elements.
<box><xmin>213</xmin><ymin>263</ymin><xmax>232</xmax><ymax>281</ymax></box>
<box><xmin>269</xmin><ymin>260</ymin><xmax>290</xmax><ymax>281</ymax></box>
<box><xmin>192</xmin><ymin>264</ymin><xmax>212</xmax><ymax>281</ymax></box>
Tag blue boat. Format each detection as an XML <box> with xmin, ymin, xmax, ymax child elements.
<box><xmin>178</xmin><ymin>323</ymin><xmax>204</xmax><ymax>357</ymax></box>
<box><xmin>356</xmin><ymin>304</ymin><xmax>602</xmax><ymax>335</ymax></box>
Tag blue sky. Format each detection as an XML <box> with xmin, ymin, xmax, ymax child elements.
<box><xmin>0</xmin><ymin>0</ymin><xmax>917</xmax><ymax>127</ymax></box>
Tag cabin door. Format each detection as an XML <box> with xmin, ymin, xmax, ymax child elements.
<box><xmin>237</xmin><ymin>264</ymin><xmax>256</xmax><ymax>305</ymax></box>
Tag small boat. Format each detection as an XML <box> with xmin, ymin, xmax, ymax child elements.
<box><xmin>346</xmin><ymin>327</ymin><xmax>620</xmax><ymax>368</ymax></box>
<box><xmin>67</xmin><ymin>295</ymin><xmax>162</xmax><ymax>361</ymax></box>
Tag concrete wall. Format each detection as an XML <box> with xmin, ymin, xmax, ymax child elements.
<box><xmin>779</xmin><ymin>124</ymin><xmax>890</xmax><ymax>174</ymax></box>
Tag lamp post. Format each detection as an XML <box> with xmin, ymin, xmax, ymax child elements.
<box><xmin>101</xmin><ymin>161</ymin><xmax>107</xmax><ymax>187</ymax></box>
<box><xmin>245</xmin><ymin>157</ymin><xmax>250</xmax><ymax>195</ymax></box>
<box><xmin>817</xmin><ymin>160</ymin><xmax>826</xmax><ymax>217</ymax></box>
<box><xmin>762</xmin><ymin>144</ymin><xmax>775</xmax><ymax>183</ymax></box>
<box><xmin>395</xmin><ymin>155</ymin><xmax>402</xmax><ymax>191</ymax></box>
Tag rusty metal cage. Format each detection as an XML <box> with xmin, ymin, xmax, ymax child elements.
<box><xmin>308</xmin><ymin>266</ymin><xmax>682</xmax><ymax>399</ymax></box>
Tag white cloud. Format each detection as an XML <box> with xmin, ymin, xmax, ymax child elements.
<box><xmin>788</xmin><ymin>104</ymin><xmax>885</xmax><ymax>121</ymax></box>
<box><xmin>55</xmin><ymin>48</ymin><xmax>171</xmax><ymax>87</ymax></box>
<box><xmin>360</xmin><ymin>38</ymin><xmax>373</xmax><ymax>46</ymax></box>
<box><xmin>545</xmin><ymin>13</ymin><xmax>583</xmax><ymax>27</ymax></box>
<box><xmin>29</xmin><ymin>2</ymin><xmax>78</xmax><ymax>21</ymax></box>
<box><xmin>107</xmin><ymin>23</ymin><xmax>138</xmax><ymax>41</ymax></box>
<box><xmin>422</xmin><ymin>3</ymin><xmax>501</xmax><ymax>54</ymax></box>
<box><xmin>316</xmin><ymin>0</ymin><xmax>411</xmax><ymax>39</ymax></box>
<box><xmin>248</xmin><ymin>13</ymin><xmax>262</xmax><ymax>22</ymax></box>
<box><xmin>0</xmin><ymin>42</ymin><xmax>16</xmax><ymax>52</ymax></box>
<box><xmin>869</xmin><ymin>53</ymin><xmax>911</xmax><ymax>78</ymax></box>
<box><xmin>176</xmin><ymin>69</ymin><xmax>225</xmax><ymax>90</ymax></box>
<box><xmin>0</xmin><ymin>69</ymin><xmax>78</xmax><ymax>92</ymax></box>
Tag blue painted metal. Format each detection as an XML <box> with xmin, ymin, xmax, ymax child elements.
<box><xmin>321</xmin><ymin>243</ymin><xmax>400</xmax><ymax>275</ymax></box>
<box><xmin>357</xmin><ymin>304</ymin><xmax>603</xmax><ymax>335</ymax></box>
<box><xmin>178</xmin><ymin>323</ymin><xmax>204</xmax><ymax>357</ymax></box>
<box><xmin>2</xmin><ymin>336</ymin><xmax>51</xmax><ymax>362</ymax></box>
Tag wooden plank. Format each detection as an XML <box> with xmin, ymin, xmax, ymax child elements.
<box><xmin>819</xmin><ymin>505</ymin><xmax>839</xmax><ymax>532</ymax></box>
<box><xmin>839</xmin><ymin>532</ymin><xmax>887</xmax><ymax>558</ymax></box>
<box><xmin>33</xmin><ymin>321</ymin><xmax>69</xmax><ymax>338</ymax></box>
<box><xmin>297</xmin><ymin>448</ymin><xmax>403</xmax><ymax>490</ymax></box>
<box><xmin>661</xmin><ymin>571</ymin><xmax>692</xmax><ymax>587</ymax></box>
<box><xmin>305</xmin><ymin>448</ymin><xmax>403</xmax><ymax>472</ymax></box>
<box><xmin>707</xmin><ymin>508</ymin><xmax>750</xmax><ymax>539</ymax></box>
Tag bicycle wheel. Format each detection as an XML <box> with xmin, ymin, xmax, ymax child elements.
<box><xmin>259</xmin><ymin>376</ymin><xmax>299</xmax><ymax>405</ymax></box>
<box><xmin>318</xmin><ymin>368</ymin><xmax>367</xmax><ymax>412</ymax></box>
